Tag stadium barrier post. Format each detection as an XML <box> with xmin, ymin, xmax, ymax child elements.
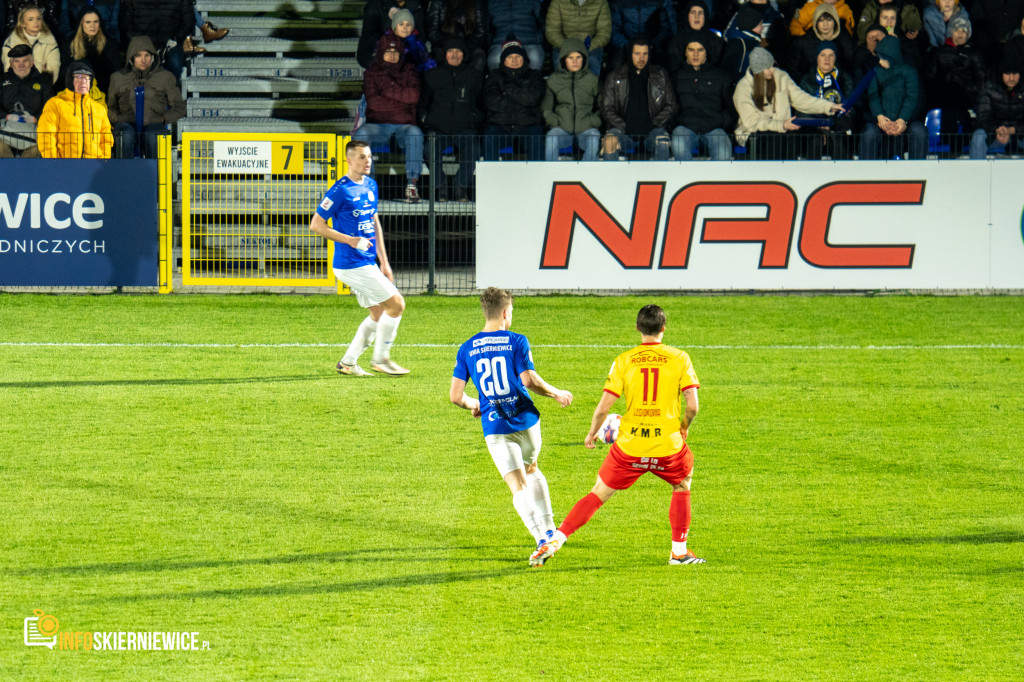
<box><xmin>427</xmin><ymin>131</ymin><xmax>437</xmax><ymax>294</ymax></box>
<box><xmin>158</xmin><ymin>133</ymin><xmax>173</xmax><ymax>293</ymax></box>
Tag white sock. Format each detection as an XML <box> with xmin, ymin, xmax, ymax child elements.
<box><xmin>527</xmin><ymin>470</ymin><xmax>555</xmax><ymax>534</ymax></box>
<box><xmin>672</xmin><ymin>540</ymin><xmax>688</xmax><ymax>556</ymax></box>
<box><xmin>372</xmin><ymin>313</ymin><xmax>401</xmax><ymax>362</ymax></box>
<box><xmin>512</xmin><ymin>488</ymin><xmax>542</xmax><ymax>541</ymax></box>
<box><xmin>342</xmin><ymin>316</ymin><xmax>377</xmax><ymax>365</ymax></box>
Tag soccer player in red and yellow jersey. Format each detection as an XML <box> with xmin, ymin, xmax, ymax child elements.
<box><xmin>529</xmin><ymin>304</ymin><xmax>706</xmax><ymax>567</ymax></box>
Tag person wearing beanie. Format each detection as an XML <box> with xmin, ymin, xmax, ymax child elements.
<box><xmin>599</xmin><ymin>37</ymin><xmax>677</xmax><ymax>160</ymax></box>
<box><xmin>856</xmin><ymin>0</ymin><xmax>922</xmax><ymax>45</ymax></box>
<box><xmin>427</xmin><ymin>0</ymin><xmax>488</xmax><ymax>72</ymax></box>
<box><xmin>542</xmin><ymin>36</ymin><xmax>602</xmax><ymax>160</ymax></box>
<box><xmin>36</xmin><ymin>60</ymin><xmax>112</xmax><ymax>158</ymax></box>
<box><xmin>786</xmin><ymin>2</ymin><xmax>856</xmax><ymax>76</ymax></box>
<box><xmin>0</xmin><ymin>42</ymin><xmax>53</xmax><ymax>157</ymax></box>
<box><xmin>732</xmin><ymin>46</ymin><xmax>843</xmax><ymax>158</ymax></box>
<box><xmin>486</xmin><ymin>0</ymin><xmax>545</xmax><ymax>72</ymax></box>
<box><xmin>924</xmin><ymin>14</ymin><xmax>987</xmax><ymax>156</ymax></box>
<box><xmin>353</xmin><ymin>33</ymin><xmax>425</xmax><ymax>203</ymax></box>
<box><xmin>546</xmin><ymin>0</ymin><xmax>612</xmax><ymax>76</ymax></box>
<box><xmin>356</xmin><ymin>0</ymin><xmax>426</xmax><ymax>69</ymax></box>
<box><xmin>859</xmin><ymin>35</ymin><xmax>928</xmax><ymax>159</ymax></box>
<box><xmin>670</xmin><ymin>33</ymin><xmax>734</xmax><ymax>159</ymax></box>
<box><xmin>482</xmin><ymin>33</ymin><xmax>546</xmax><ymax>160</ymax></box>
<box><xmin>923</xmin><ymin>0</ymin><xmax>970</xmax><ymax>48</ymax></box>
<box><xmin>389</xmin><ymin>7</ymin><xmax>435</xmax><ymax>71</ymax></box>
<box><xmin>790</xmin><ymin>0</ymin><xmax>855</xmax><ymax>37</ymax></box>
<box><xmin>796</xmin><ymin>40</ymin><xmax>856</xmax><ymax>158</ymax></box>
<box><xmin>974</xmin><ymin>55</ymin><xmax>1024</xmax><ymax>154</ymax></box>
<box><xmin>421</xmin><ymin>36</ymin><xmax>483</xmax><ymax>200</ymax></box>
<box><xmin>666</xmin><ymin>0</ymin><xmax>725</xmax><ymax>69</ymax></box>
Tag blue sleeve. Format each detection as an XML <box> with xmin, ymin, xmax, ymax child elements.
<box><xmin>514</xmin><ymin>334</ymin><xmax>536</xmax><ymax>376</ymax></box>
<box><xmin>453</xmin><ymin>344</ymin><xmax>470</xmax><ymax>381</ymax></box>
<box><xmin>315</xmin><ymin>184</ymin><xmax>342</xmax><ymax>221</ymax></box>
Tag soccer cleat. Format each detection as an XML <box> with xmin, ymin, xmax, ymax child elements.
<box><xmin>336</xmin><ymin>361</ymin><xmax>372</xmax><ymax>376</ymax></box>
<box><xmin>669</xmin><ymin>549</ymin><xmax>706</xmax><ymax>565</ymax></box>
<box><xmin>529</xmin><ymin>536</ymin><xmax>561</xmax><ymax>567</ymax></box>
<box><xmin>404</xmin><ymin>184</ymin><xmax>420</xmax><ymax>203</ymax></box>
<box><xmin>371</xmin><ymin>358</ymin><xmax>410</xmax><ymax>375</ymax></box>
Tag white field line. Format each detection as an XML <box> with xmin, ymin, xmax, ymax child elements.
<box><xmin>1</xmin><ymin>342</ymin><xmax>1022</xmax><ymax>350</ymax></box>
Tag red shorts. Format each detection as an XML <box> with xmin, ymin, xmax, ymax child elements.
<box><xmin>597</xmin><ymin>442</ymin><xmax>694</xmax><ymax>490</ymax></box>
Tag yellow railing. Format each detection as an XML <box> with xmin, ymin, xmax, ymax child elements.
<box><xmin>158</xmin><ymin>133</ymin><xmax>174</xmax><ymax>293</ymax></box>
<box><xmin>181</xmin><ymin>132</ymin><xmax>344</xmax><ymax>288</ymax></box>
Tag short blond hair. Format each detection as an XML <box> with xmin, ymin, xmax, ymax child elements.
<box><xmin>480</xmin><ymin>287</ymin><xmax>513</xmax><ymax>320</ymax></box>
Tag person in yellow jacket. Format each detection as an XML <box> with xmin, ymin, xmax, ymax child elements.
<box><xmin>37</xmin><ymin>60</ymin><xmax>112</xmax><ymax>158</ymax></box>
<box><xmin>790</xmin><ymin>0</ymin><xmax>855</xmax><ymax>36</ymax></box>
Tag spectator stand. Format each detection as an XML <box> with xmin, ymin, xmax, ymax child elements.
<box><xmin>182</xmin><ymin>0</ymin><xmax>361</xmax><ymax>134</ymax></box>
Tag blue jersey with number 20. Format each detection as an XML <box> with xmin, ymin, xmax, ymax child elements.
<box><xmin>453</xmin><ymin>330</ymin><xmax>540</xmax><ymax>436</ymax></box>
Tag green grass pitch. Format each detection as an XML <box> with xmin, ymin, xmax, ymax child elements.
<box><xmin>1</xmin><ymin>293</ymin><xmax>1022</xmax><ymax>680</ymax></box>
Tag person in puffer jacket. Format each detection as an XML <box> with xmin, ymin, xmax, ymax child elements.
<box><xmin>482</xmin><ymin>36</ymin><xmax>545</xmax><ymax>160</ymax></box>
<box><xmin>352</xmin><ymin>33</ymin><xmax>425</xmax><ymax>203</ymax></box>
<box><xmin>542</xmin><ymin>36</ymin><xmax>602</xmax><ymax>160</ymax></box>
<box><xmin>107</xmin><ymin>35</ymin><xmax>185</xmax><ymax>159</ymax></box>
<box><xmin>859</xmin><ymin>34</ymin><xmax>927</xmax><ymax>159</ymax></box>
<box><xmin>37</xmin><ymin>60</ymin><xmax>112</xmax><ymax>158</ymax></box>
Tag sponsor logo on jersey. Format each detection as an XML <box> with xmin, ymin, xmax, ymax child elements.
<box><xmin>630</xmin><ymin>350</ymin><xmax>669</xmax><ymax>364</ymax></box>
<box><xmin>473</xmin><ymin>335</ymin><xmax>510</xmax><ymax>347</ymax></box>
<box><xmin>319</xmin><ymin>197</ymin><xmax>333</xmax><ymax>211</ymax></box>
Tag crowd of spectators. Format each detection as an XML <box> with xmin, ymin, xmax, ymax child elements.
<box><xmin>0</xmin><ymin>0</ymin><xmax>225</xmax><ymax>158</ymax></box>
<box><xmin>354</xmin><ymin>0</ymin><xmax>1024</xmax><ymax>200</ymax></box>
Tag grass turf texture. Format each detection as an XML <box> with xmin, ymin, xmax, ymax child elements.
<box><xmin>1</xmin><ymin>294</ymin><xmax>1022</xmax><ymax>680</ymax></box>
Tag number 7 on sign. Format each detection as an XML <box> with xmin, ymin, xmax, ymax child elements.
<box><xmin>272</xmin><ymin>143</ymin><xmax>303</xmax><ymax>174</ymax></box>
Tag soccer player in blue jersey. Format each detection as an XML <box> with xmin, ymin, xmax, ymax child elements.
<box><xmin>309</xmin><ymin>140</ymin><xmax>409</xmax><ymax>376</ymax></box>
<box><xmin>450</xmin><ymin>288</ymin><xmax>574</xmax><ymax>563</ymax></box>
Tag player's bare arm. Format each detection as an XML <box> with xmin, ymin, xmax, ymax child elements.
<box><xmin>449</xmin><ymin>377</ymin><xmax>482</xmax><ymax>417</ymax></box>
<box><xmin>520</xmin><ymin>369</ymin><xmax>573</xmax><ymax>407</ymax></box>
<box><xmin>308</xmin><ymin>214</ymin><xmax>369</xmax><ymax>250</ymax></box>
<box><xmin>584</xmin><ymin>391</ymin><xmax>619</xmax><ymax>449</ymax></box>
<box><xmin>373</xmin><ymin>214</ymin><xmax>394</xmax><ymax>282</ymax></box>
<box><xmin>680</xmin><ymin>387</ymin><xmax>699</xmax><ymax>440</ymax></box>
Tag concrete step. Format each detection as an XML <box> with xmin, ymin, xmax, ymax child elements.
<box><xmin>196</xmin><ymin>0</ymin><xmax>356</xmax><ymax>15</ymax></box>
<box><xmin>207</xmin><ymin>16</ymin><xmax>359</xmax><ymax>36</ymax></box>
<box><xmin>183</xmin><ymin>77</ymin><xmax>356</xmax><ymax>95</ymax></box>
<box><xmin>189</xmin><ymin>56</ymin><xmax>361</xmax><ymax>78</ymax></box>
<box><xmin>187</xmin><ymin>97</ymin><xmax>359</xmax><ymax>119</ymax></box>
<box><xmin>192</xmin><ymin>36</ymin><xmax>358</xmax><ymax>56</ymax></box>
<box><xmin>178</xmin><ymin>115</ymin><xmax>352</xmax><ymax>133</ymax></box>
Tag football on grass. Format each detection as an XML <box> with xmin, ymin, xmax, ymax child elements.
<box><xmin>599</xmin><ymin>413</ymin><xmax>622</xmax><ymax>444</ymax></box>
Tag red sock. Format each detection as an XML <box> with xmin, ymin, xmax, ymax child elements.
<box><xmin>670</xmin><ymin>490</ymin><xmax>691</xmax><ymax>543</ymax></box>
<box><xmin>557</xmin><ymin>492</ymin><xmax>604</xmax><ymax>539</ymax></box>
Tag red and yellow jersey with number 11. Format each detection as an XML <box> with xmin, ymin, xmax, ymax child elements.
<box><xmin>603</xmin><ymin>342</ymin><xmax>700</xmax><ymax>458</ymax></box>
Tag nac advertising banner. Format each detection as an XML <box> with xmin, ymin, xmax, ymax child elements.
<box><xmin>0</xmin><ymin>160</ymin><xmax>158</xmax><ymax>287</ymax></box>
<box><xmin>476</xmin><ymin>161</ymin><xmax>1024</xmax><ymax>290</ymax></box>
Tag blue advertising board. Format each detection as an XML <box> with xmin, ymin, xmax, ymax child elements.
<box><xmin>0</xmin><ymin>159</ymin><xmax>158</xmax><ymax>286</ymax></box>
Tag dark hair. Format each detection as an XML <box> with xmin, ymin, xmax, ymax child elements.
<box><xmin>636</xmin><ymin>305</ymin><xmax>666</xmax><ymax>335</ymax></box>
<box><xmin>346</xmin><ymin>139</ymin><xmax>370</xmax><ymax>154</ymax></box>
<box><xmin>629</xmin><ymin>37</ymin><xmax>652</xmax><ymax>54</ymax></box>
<box><xmin>480</xmin><ymin>287</ymin><xmax>513</xmax><ymax>319</ymax></box>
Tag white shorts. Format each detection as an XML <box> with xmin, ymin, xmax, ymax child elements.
<box><xmin>484</xmin><ymin>422</ymin><xmax>542</xmax><ymax>478</ymax></box>
<box><xmin>334</xmin><ymin>265</ymin><xmax>399</xmax><ymax>308</ymax></box>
